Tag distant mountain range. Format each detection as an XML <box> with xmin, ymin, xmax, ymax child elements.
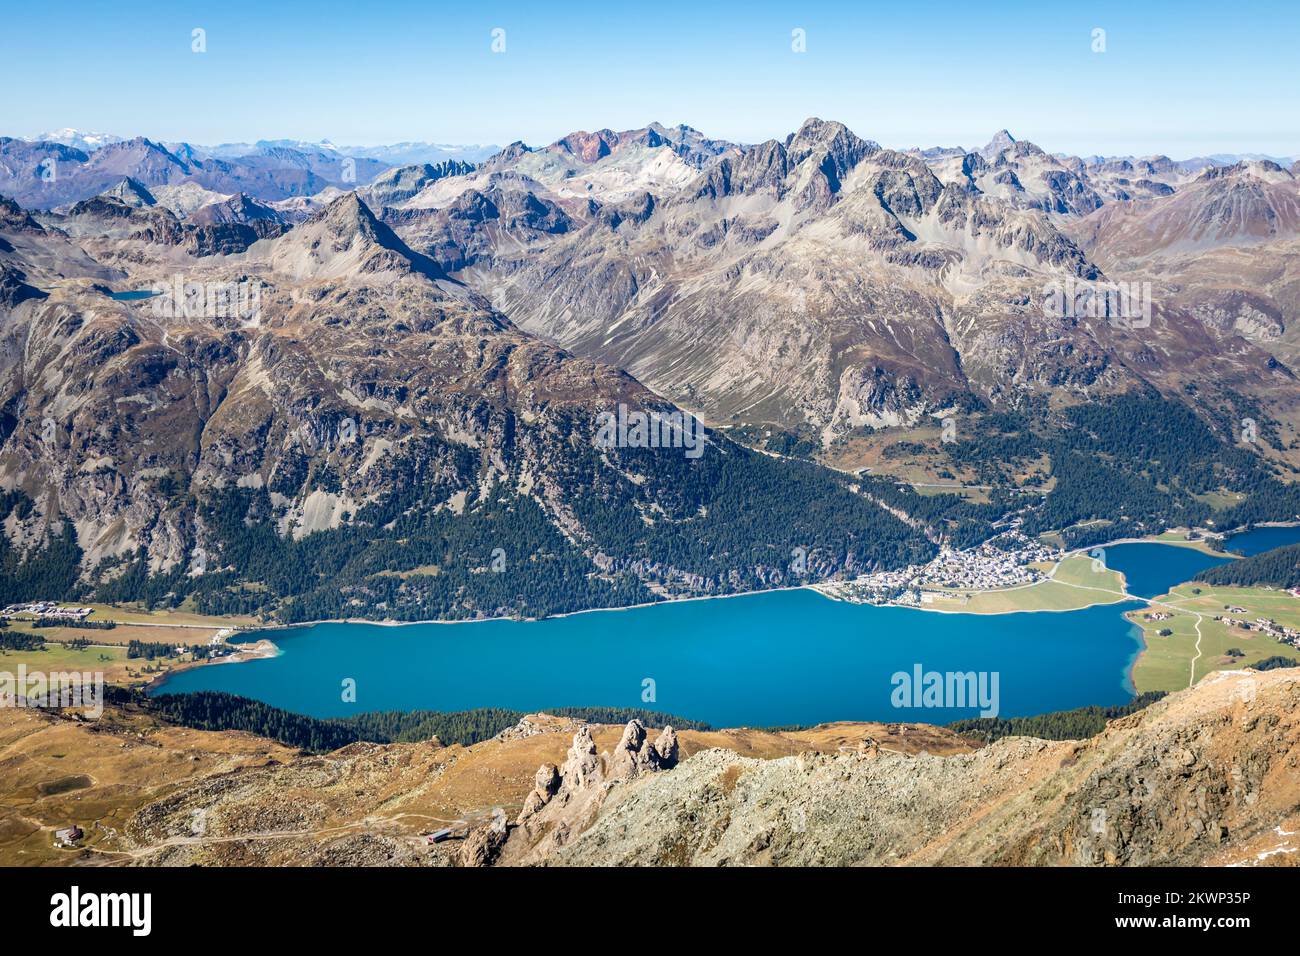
<box><xmin>192</xmin><ymin>139</ymin><xmax>500</xmax><ymax>167</ymax></box>
<box><xmin>7</xmin><ymin>125</ymin><xmax>1290</xmax><ymax>212</ymax></box>
<box><xmin>14</xmin><ymin>129</ymin><xmax>498</xmax><ymax>182</ymax></box>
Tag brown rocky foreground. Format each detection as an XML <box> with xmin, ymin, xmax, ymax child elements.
<box><xmin>2</xmin><ymin>668</ymin><xmax>1297</xmax><ymax>867</ymax></box>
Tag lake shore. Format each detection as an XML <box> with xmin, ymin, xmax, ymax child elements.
<box><xmin>142</xmin><ymin>526</ymin><xmax>1300</xmax><ymax>713</ymax></box>
<box><xmin>223</xmin><ymin>529</ymin><xmax>1225</xmax><ymax>636</ymax></box>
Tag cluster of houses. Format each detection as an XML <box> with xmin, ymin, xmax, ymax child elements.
<box><xmin>822</xmin><ymin>538</ymin><xmax>1063</xmax><ymax>607</ymax></box>
<box><xmin>1214</xmin><ymin>608</ymin><xmax>1300</xmax><ymax>648</ymax></box>
<box><xmin>1</xmin><ymin>601</ymin><xmax>93</xmax><ymax>621</ymax></box>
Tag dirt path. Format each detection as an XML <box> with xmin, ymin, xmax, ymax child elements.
<box><xmin>1188</xmin><ymin>614</ymin><xmax>1206</xmax><ymax>688</ymax></box>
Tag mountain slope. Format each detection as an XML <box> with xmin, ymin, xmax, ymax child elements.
<box><xmin>363</xmin><ymin>119</ymin><xmax>1300</xmax><ymax>460</ymax></box>
<box><xmin>1073</xmin><ymin>161</ymin><xmax>1300</xmax><ymax>261</ymax></box>
<box><xmin>0</xmin><ymin>190</ymin><xmax>933</xmax><ymax>620</ymax></box>
<box><xmin>1067</xmin><ymin>161</ymin><xmax>1300</xmax><ymax>384</ymax></box>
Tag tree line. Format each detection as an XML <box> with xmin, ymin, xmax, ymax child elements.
<box><xmin>948</xmin><ymin>691</ymin><xmax>1167</xmax><ymax>744</ymax></box>
<box><xmin>1195</xmin><ymin>542</ymin><xmax>1300</xmax><ymax>589</ymax></box>
<box><xmin>140</xmin><ymin>690</ymin><xmax>710</xmax><ymax>752</ymax></box>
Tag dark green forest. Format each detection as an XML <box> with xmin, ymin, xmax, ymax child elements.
<box><xmin>946</xmin><ymin>391</ymin><xmax>1297</xmax><ymax>550</ymax></box>
<box><xmin>1250</xmin><ymin>655</ymin><xmax>1300</xmax><ymax>670</ymax></box>
<box><xmin>947</xmin><ymin>691</ymin><xmax>1168</xmax><ymax>743</ymax></box>
<box><xmin>1196</xmin><ymin>543</ymin><xmax>1300</xmax><ymax>589</ymax></box>
<box><xmin>138</xmin><ymin>689</ymin><xmax>710</xmax><ymax>752</ymax></box>
<box><xmin>127</xmin><ymin>687</ymin><xmax>1182</xmax><ymax>753</ymax></box>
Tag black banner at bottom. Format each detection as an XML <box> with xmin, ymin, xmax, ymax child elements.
<box><xmin>8</xmin><ymin>864</ymin><xmax>1277</xmax><ymax>943</ymax></box>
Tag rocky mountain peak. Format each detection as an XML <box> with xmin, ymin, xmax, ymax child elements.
<box><xmin>1195</xmin><ymin>158</ymin><xmax>1295</xmax><ymax>184</ymax></box>
<box><xmin>189</xmin><ymin>191</ymin><xmax>283</xmax><ymax>227</ymax></box>
<box><xmin>0</xmin><ymin>195</ymin><xmax>46</xmax><ymax>234</ymax></box>
<box><xmin>270</xmin><ymin>191</ymin><xmax>444</xmax><ymax>280</ymax></box>
<box><xmin>366</xmin><ymin>159</ymin><xmax>475</xmax><ymax>206</ymax></box>
<box><xmin>228</xmin><ymin>191</ymin><xmax>279</xmax><ymax>218</ymax></box>
<box><xmin>95</xmin><ymin>136</ymin><xmax>187</xmax><ymax>167</ymax></box>
<box><xmin>104</xmin><ymin>177</ymin><xmax>157</xmax><ymax>208</ymax></box>
<box><xmin>786</xmin><ymin>118</ymin><xmax>880</xmax><ymax>209</ymax></box>
<box><xmin>495</xmin><ymin>141</ymin><xmax>532</xmax><ymax>162</ymax></box>
<box><xmin>551</xmin><ymin>128</ymin><xmax>619</xmax><ymax>163</ymax></box>
<box><xmin>312</xmin><ymin>190</ymin><xmax>378</xmax><ymax>231</ymax></box>
<box><xmin>980</xmin><ymin>128</ymin><xmax>1017</xmax><ymax>158</ymax></box>
<box><xmin>787</xmin><ymin>117</ymin><xmax>879</xmax><ymax>159</ymax></box>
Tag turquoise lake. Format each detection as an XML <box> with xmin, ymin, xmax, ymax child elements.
<box><xmin>149</xmin><ymin>526</ymin><xmax>1300</xmax><ymax>727</ymax></box>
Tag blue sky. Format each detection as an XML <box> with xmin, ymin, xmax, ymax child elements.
<box><xmin>2</xmin><ymin>0</ymin><xmax>1296</xmax><ymax>157</ymax></box>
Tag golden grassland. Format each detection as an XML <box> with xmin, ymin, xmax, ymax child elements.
<box><xmin>373</xmin><ymin>564</ymin><xmax>441</xmax><ymax>579</ymax></box>
<box><xmin>1127</xmin><ymin>583</ymin><xmax>1300</xmax><ymax>693</ymax></box>
<box><xmin>69</xmin><ymin>602</ymin><xmax>258</xmax><ymax>628</ymax></box>
<box><xmin>6</xmin><ymin>620</ymin><xmax>226</xmax><ymax>647</ymax></box>
<box><xmin>911</xmin><ymin>485</ymin><xmax>993</xmax><ymax>504</ymax></box>
<box><xmin>0</xmin><ymin>706</ymin><xmax>971</xmax><ymax>866</ymax></box>
<box><xmin>0</xmin><ymin>705</ymin><xmax>297</xmax><ymax>866</ymax></box>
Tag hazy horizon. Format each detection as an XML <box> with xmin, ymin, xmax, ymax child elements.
<box><xmin>3</xmin><ymin>0</ymin><xmax>1297</xmax><ymax>158</ymax></box>
<box><xmin>9</xmin><ymin>122</ymin><xmax>1299</xmax><ymax>164</ymax></box>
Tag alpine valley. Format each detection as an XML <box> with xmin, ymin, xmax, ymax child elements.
<box><xmin>3</xmin><ymin>121</ymin><xmax>1300</xmax><ymax>622</ymax></box>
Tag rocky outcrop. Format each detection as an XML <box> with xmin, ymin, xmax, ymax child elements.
<box><xmin>500</xmin><ymin>720</ymin><xmax>678</xmax><ymax>865</ymax></box>
<box><xmin>0</xmin><ymin>264</ymin><xmax>47</xmax><ymax>307</ymax></box>
<box><xmin>459</xmin><ymin>809</ymin><xmax>509</xmax><ymax>866</ymax></box>
<box><xmin>558</xmin><ymin>725</ymin><xmax>602</xmax><ymax>792</ymax></box>
<box><xmin>607</xmin><ymin>720</ymin><xmax>679</xmax><ymax>782</ymax></box>
<box><xmin>542</xmin><ymin>670</ymin><xmax>1300</xmax><ymax>867</ymax></box>
<box><xmin>517</xmin><ymin>764</ymin><xmax>560</xmax><ymax>821</ymax></box>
